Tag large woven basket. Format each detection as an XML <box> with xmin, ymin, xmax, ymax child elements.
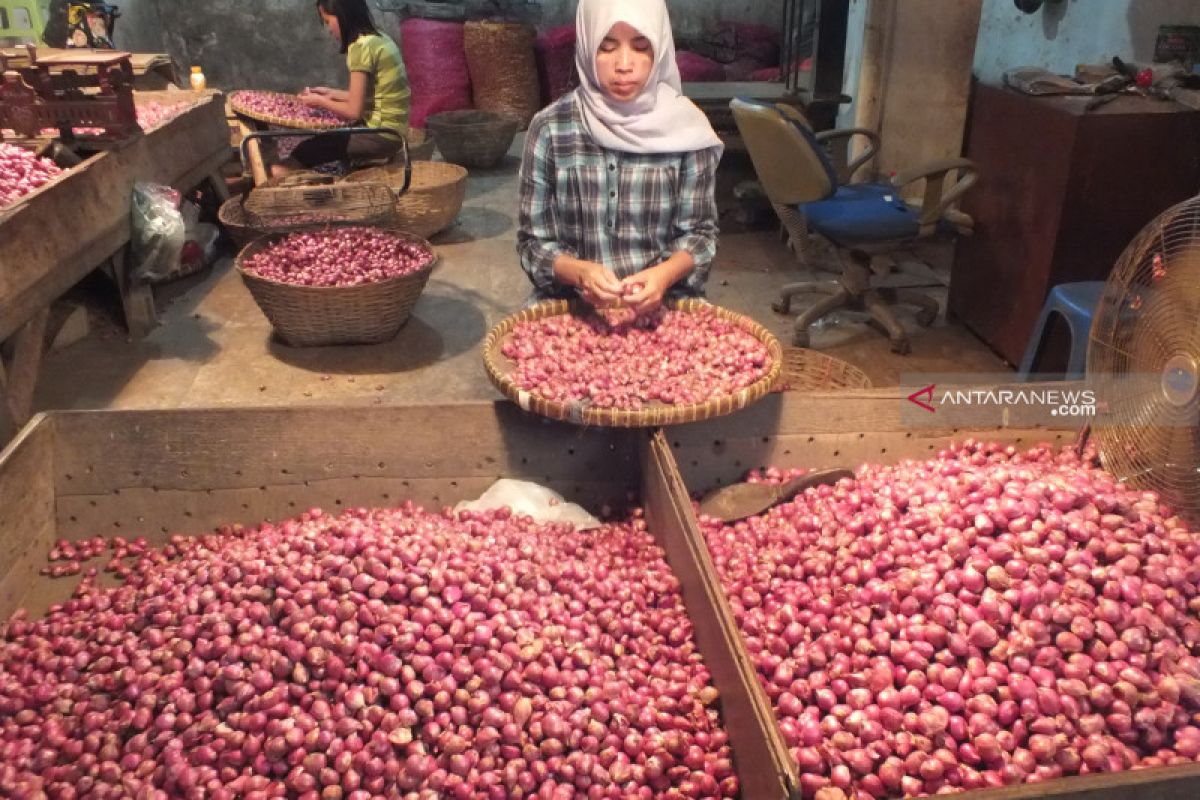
<box><xmin>775</xmin><ymin>347</ymin><xmax>873</xmax><ymax>392</ymax></box>
<box><xmin>344</xmin><ymin>161</ymin><xmax>468</xmax><ymax>238</ymax></box>
<box><xmin>483</xmin><ymin>299</ymin><xmax>783</xmax><ymax>427</ymax></box>
<box><xmin>426</xmin><ymin>110</ymin><xmax>519</xmax><ymax>168</ymax></box>
<box><xmin>229</xmin><ymin>90</ymin><xmax>348</xmax><ymax>131</ymax></box>
<box><xmin>463</xmin><ymin>21</ymin><xmax>540</xmax><ymax>129</ymax></box>
<box><xmin>236</xmin><ymin>228</ymin><xmax>439</xmax><ymax>347</ymax></box>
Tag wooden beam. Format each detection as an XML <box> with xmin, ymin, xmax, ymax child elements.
<box><xmin>642</xmin><ymin>430</ymin><xmax>800</xmax><ymax>800</ymax></box>
<box><xmin>108</xmin><ymin>246</ymin><xmax>156</xmax><ymax>338</ymax></box>
<box><xmin>238</xmin><ymin>120</ymin><xmax>269</xmax><ymax>186</ymax></box>
<box><xmin>0</xmin><ymin>307</ymin><xmax>50</xmax><ymax>431</ymax></box>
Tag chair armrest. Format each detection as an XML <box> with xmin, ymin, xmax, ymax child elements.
<box><xmin>814</xmin><ymin>127</ymin><xmax>880</xmax><ymax>184</ymax></box>
<box><xmin>890</xmin><ymin>157</ymin><xmax>979</xmax><ymax>234</ymax></box>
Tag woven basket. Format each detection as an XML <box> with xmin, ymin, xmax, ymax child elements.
<box><xmin>236</xmin><ymin>228</ymin><xmax>438</xmax><ymax>347</ymax></box>
<box><xmin>426</xmin><ymin>110</ymin><xmax>519</xmax><ymax>168</ymax></box>
<box><xmin>229</xmin><ymin>90</ymin><xmax>347</xmax><ymax>131</ymax></box>
<box><xmin>775</xmin><ymin>347</ymin><xmax>872</xmax><ymax>392</ymax></box>
<box><xmin>483</xmin><ymin>299</ymin><xmax>783</xmax><ymax>428</ymax></box>
<box><xmin>463</xmin><ymin>21</ymin><xmax>540</xmax><ymax>129</ymax></box>
<box><xmin>407</xmin><ymin>128</ymin><xmax>436</xmax><ymax>161</ymax></box>
<box><xmin>218</xmin><ymin>198</ymin><xmax>262</xmax><ymax>249</ymax></box>
<box><xmin>243</xmin><ymin>182</ymin><xmax>398</xmax><ymax>231</ymax></box>
<box><xmin>344</xmin><ymin>161</ymin><xmax>467</xmax><ymax>238</ymax></box>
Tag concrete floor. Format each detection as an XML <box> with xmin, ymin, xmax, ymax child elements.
<box><xmin>34</xmin><ymin>138</ymin><xmax>1011</xmax><ymax>414</ymax></box>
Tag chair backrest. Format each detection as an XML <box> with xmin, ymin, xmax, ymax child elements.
<box><xmin>730</xmin><ymin>98</ymin><xmax>837</xmax><ymax>206</ymax></box>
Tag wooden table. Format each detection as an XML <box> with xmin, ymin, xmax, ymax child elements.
<box><xmin>0</xmin><ymin>89</ymin><xmax>231</xmax><ymax>440</ymax></box>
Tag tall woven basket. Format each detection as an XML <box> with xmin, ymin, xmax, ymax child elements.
<box><xmin>344</xmin><ymin>161</ymin><xmax>468</xmax><ymax>238</ymax></box>
<box><xmin>426</xmin><ymin>110</ymin><xmax>519</xmax><ymax>168</ymax></box>
<box><xmin>236</xmin><ymin>228</ymin><xmax>439</xmax><ymax>347</ymax></box>
<box><xmin>463</xmin><ymin>21</ymin><xmax>540</xmax><ymax>129</ymax></box>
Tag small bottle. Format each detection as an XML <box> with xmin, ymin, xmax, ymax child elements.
<box><xmin>190</xmin><ymin>66</ymin><xmax>207</xmax><ymax>92</ymax></box>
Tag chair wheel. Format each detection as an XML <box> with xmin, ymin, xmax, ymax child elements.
<box><xmin>772</xmin><ymin>298</ymin><xmax>792</xmax><ymax>315</ymax></box>
<box><xmin>890</xmin><ymin>336</ymin><xmax>912</xmax><ymax>355</ymax></box>
<box><xmin>916</xmin><ymin>308</ymin><xmax>938</xmax><ymax>327</ymax></box>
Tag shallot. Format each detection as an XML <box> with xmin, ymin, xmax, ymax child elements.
<box><xmin>502</xmin><ymin>307</ymin><xmax>773</xmax><ymax>409</ymax></box>
<box><xmin>700</xmin><ymin>439</ymin><xmax>1200</xmax><ymax>798</ymax></box>
<box><xmin>0</xmin><ymin>143</ymin><xmax>64</xmax><ymax>207</ymax></box>
<box><xmin>242</xmin><ymin>226</ymin><xmax>435</xmax><ymax>287</ymax></box>
<box><xmin>0</xmin><ymin>504</ymin><xmax>737</xmax><ymax>798</ymax></box>
<box><xmin>231</xmin><ymin>89</ymin><xmax>348</xmax><ymax>127</ymax></box>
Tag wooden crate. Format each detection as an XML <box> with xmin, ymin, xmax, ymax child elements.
<box><xmin>0</xmin><ymin>402</ymin><xmax>792</xmax><ymax>800</ymax></box>
<box><xmin>662</xmin><ymin>388</ymin><xmax>1200</xmax><ymax>800</ymax></box>
<box><xmin>2</xmin><ymin>396</ymin><xmax>1199</xmax><ymax>799</ymax></box>
<box><xmin>0</xmin><ymin>89</ymin><xmax>231</xmax><ymax>342</ymax></box>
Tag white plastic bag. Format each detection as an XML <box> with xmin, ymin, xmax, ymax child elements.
<box><xmin>131</xmin><ymin>182</ymin><xmax>185</xmax><ymax>283</ymax></box>
<box><xmin>453</xmin><ymin>479</ymin><xmax>603</xmax><ymax>530</ymax></box>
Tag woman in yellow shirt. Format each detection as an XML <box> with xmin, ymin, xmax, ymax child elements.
<box><xmin>276</xmin><ymin>0</ymin><xmax>410</xmax><ymax>173</ymax></box>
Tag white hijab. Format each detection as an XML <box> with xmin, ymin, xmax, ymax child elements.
<box><xmin>573</xmin><ymin>0</ymin><xmax>722</xmax><ymax>155</ymax></box>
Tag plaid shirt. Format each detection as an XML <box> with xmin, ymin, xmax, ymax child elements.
<box><xmin>517</xmin><ymin>93</ymin><xmax>721</xmax><ymax>299</ymax></box>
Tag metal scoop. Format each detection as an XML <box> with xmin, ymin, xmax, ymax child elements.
<box><xmin>697</xmin><ymin>467</ymin><xmax>854</xmax><ymax>523</ymax></box>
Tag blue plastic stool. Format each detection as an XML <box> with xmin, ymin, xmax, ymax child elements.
<box><xmin>1017</xmin><ymin>281</ymin><xmax>1105</xmax><ymax>380</ymax></box>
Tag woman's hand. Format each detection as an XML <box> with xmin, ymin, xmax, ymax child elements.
<box><xmin>577</xmin><ymin>262</ymin><xmax>624</xmax><ymax>307</ymax></box>
<box><xmin>298</xmin><ymin>92</ymin><xmax>325</xmax><ymax>109</ymax></box>
<box><xmin>304</xmin><ymin>86</ymin><xmax>335</xmax><ymax>97</ymax></box>
<box><xmin>621</xmin><ymin>271</ymin><xmax>669</xmax><ymax>315</ymax></box>
<box><xmin>552</xmin><ymin>256</ymin><xmax>622</xmax><ymax>307</ymax></box>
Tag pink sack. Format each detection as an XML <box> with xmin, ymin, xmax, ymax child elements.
<box><xmin>676</xmin><ymin>50</ymin><xmax>725</xmax><ymax>82</ymax></box>
<box><xmin>722</xmin><ymin>21</ymin><xmax>781</xmax><ymax>65</ymax></box>
<box><xmin>535</xmin><ymin>24</ymin><xmax>578</xmax><ymax>105</ymax></box>
<box><xmin>751</xmin><ymin>57</ymin><xmax>812</xmax><ymax>82</ymax></box>
<box><xmin>400</xmin><ymin>19</ymin><xmax>473</xmax><ymax>129</ymax></box>
<box><xmin>724</xmin><ymin>56</ymin><xmax>772</xmax><ymax>82</ymax></box>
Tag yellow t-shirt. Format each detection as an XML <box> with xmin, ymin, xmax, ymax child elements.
<box><xmin>347</xmin><ymin>33</ymin><xmax>410</xmax><ymax>134</ymax></box>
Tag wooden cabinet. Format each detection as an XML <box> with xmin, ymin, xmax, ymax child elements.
<box><xmin>948</xmin><ymin>84</ymin><xmax>1200</xmax><ymax>366</ymax></box>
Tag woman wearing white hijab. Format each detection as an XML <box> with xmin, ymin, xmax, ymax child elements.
<box><xmin>517</xmin><ymin>0</ymin><xmax>723</xmax><ymax>312</ymax></box>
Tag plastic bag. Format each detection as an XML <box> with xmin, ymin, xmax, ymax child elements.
<box><xmin>453</xmin><ymin>479</ymin><xmax>603</xmax><ymax>530</ymax></box>
<box><xmin>131</xmin><ymin>182</ymin><xmax>185</xmax><ymax>283</ymax></box>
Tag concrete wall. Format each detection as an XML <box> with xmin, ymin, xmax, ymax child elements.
<box><xmin>544</xmin><ymin>0</ymin><xmax>785</xmax><ymax>38</ymax></box>
<box><xmin>111</xmin><ymin>0</ymin><xmax>785</xmax><ymax>90</ymax></box>
<box><xmin>973</xmin><ymin>0</ymin><xmax>1200</xmax><ymax>84</ymax></box>
<box><xmin>112</xmin><ymin>0</ymin><xmax>165</xmax><ymax>53</ymax></box>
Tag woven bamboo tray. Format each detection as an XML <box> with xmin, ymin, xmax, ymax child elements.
<box><xmin>344</xmin><ymin>161</ymin><xmax>468</xmax><ymax>238</ymax></box>
<box><xmin>426</xmin><ymin>110</ymin><xmax>519</xmax><ymax>168</ymax></box>
<box><xmin>775</xmin><ymin>347</ymin><xmax>872</xmax><ymax>391</ymax></box>
<box><xmin>235</xmin><ymin>228</ymin><xmax>438</xmax><ymax>347</ymax></box>
<box><xmin>229</xmin><ymin>90</ymin><xmax>348</xmax><ymax>131</ymax></box>
<box><xmin>483</xmin><ymin>299</ymin><xmax>783</xmax><ymax>427</ymax></box>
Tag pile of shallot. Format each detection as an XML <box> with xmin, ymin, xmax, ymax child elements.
<box><xmin>502</xmin><ymin>307</ymin><xmax>773</xmax><ymax>409</ymax></box>
<box><xmin>0</xmin><ymin>143</ymin><xmax>64</xmax><ymax>206</ymax></box>
<box><xmin>241</xmin><ymin>227</ymin><xmax>435</xmax><ymax>287</ymax></box>
<box><xmin>136</xmin><ymin>100</ymin><xmax>193</xmax><ymax>130</ymax></box>
<box><xmin>231</xmin><ymin>90</ymin><xmax>347</xmax><ymax>127</ymax></box>
<box><xmin>699</xmin><ymin>440</ymin><xmax>1200</xmax><ymax>799</ymax></box>
<box><xmin>0</xmin><ymin>505</ymin><xmax>737</xmax><ymax>798</ymax></box>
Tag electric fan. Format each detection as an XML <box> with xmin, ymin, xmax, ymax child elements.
<box><xmin>1088</xmin><ymin>194</ymin><xmax>1200</xmax><ymax>523</ymax></box>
